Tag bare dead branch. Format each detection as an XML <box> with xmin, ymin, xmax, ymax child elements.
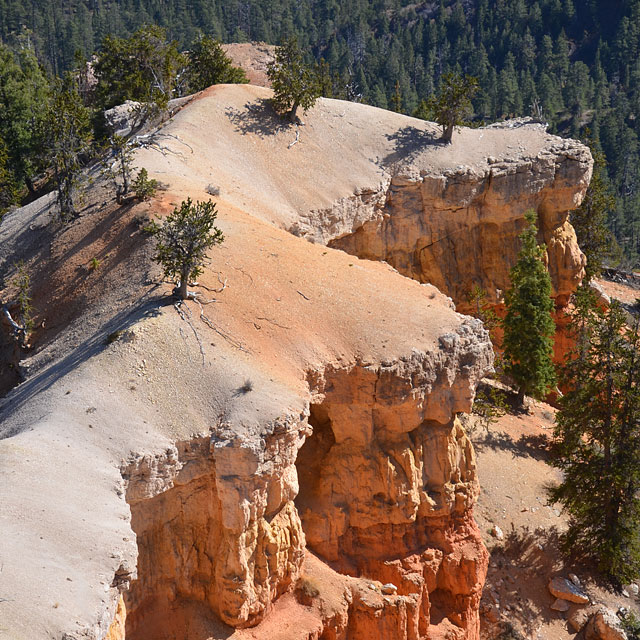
<box><xmin>174</xmin><ymin>300</ymin><xmax>206</xmax><ymax>365</ymax></box>
<box><xmin>288</xmin><ymin>127</ymin><xmax>300</xmax><ymax>149</ymax></box>
<box><xmin>194</xmin><ymin>298</ymin><xmax>249</xmax><ymax>352</ymax></box>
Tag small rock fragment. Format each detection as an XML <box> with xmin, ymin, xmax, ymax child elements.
<box><xmin>551</xmin><ymin>598</ymin><xmax>570</xmax><ymax>612</ymax></box>
<box><xmin>490</xmin><ymin>525</ymin><xmax>504</xmax><ymax>540</ymax></box>
<box><xmin>548</xmin><ymin>576</ymin><xmax>589</xmax><ymax>604</ymax></box>
<box><xmin>569</xmin><ymin>573</ymin><xmax>581</xmax><ymax>586</ymax></box>
<box><xmin>381</xmin><ymin>583</ymin><xmax>397</xmax><ymax>595</ymax></box>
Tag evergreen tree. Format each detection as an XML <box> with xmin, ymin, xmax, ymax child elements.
<box><xmin>186</xmin><ymin>35</ymin><xmax>248</xmax><ymax>93</ymax></box>
<box><xmin>571</xmin><ymin>146</ymin><xmax>617</xmax><ymax>281</ymax></box>
<box><xmin>550</xmin><ymin>290</ymin><xmax>640</xmax><ymax>584</ymax></box>
<box><xmin>0</xmin><ymin>42</ymin><xmax>50</xmax><ymax>195</ymax></box>
<box><xmin>267</xmin><ymin>37</ymin><xmax>320</xmax><ymax>122</ymax></box>
<box><xmin>419</xmin><ymin>72</ymin><xmax>478</xmax><ymax>144</ymax></box>
<box><xmin>149</xmin><ymin>198</ymin><xmax>224</xmax><ymax>300</ymax></box>
<box><xmin>502</xmin><ymin>210</ymin><xmax>557</xmax><ymax>407</ymax></box>
<box><xmin>0</xmin><ymin>135</ymin><xmax>19</xmax><ymax>218</ymax></box>
<box><xmin>94</xmin><ymin>25</ymin><xmax>186</xmax><ymax>115</ymax></box>
<box><xmin>44</xmin><ymin>73</ymin><xmax>92</xmax><ymax>220</ymax></box>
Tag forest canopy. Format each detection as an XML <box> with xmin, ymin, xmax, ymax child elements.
<box><xmin>2</xmin><ymin>0</ymin><xmax>640</xmax><ymax>263</ymax></box>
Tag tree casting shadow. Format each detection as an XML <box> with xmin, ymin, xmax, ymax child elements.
<box><xmin>382</xmin><ymin>125</ymin><xmax>442</xmax><ymax>167</ymax></box>
<box><xmin>225</xmin><ymin>98</ymin><xmax>294</xmax><ymax>138</ymax></box>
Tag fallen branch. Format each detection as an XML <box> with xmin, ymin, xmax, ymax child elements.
<box><xmin>174</xmin><ymin>300</ymin><xmax>206</xmax><ymax>365</ymax></box>
<box><xmin>2</xmin><ymin>306</ymin><xmax>24</xmax><ymax>334</ymax></box>
<box><xmin>288</xmin><ymin>127</ymin><xmax>300</xmax><ymax>149</ymax></box>
<box><xmin>194</xmin><ymin>298</ymin><xmax>249</xmax><ymax>352</ymax></box>
<box><xmin>196</xmin><ymin>273</ymin><xmax>228</xmax><ymax>293</ymax></box>
<box><xmin>256</xmin><ymin>316</ymin><xmax>292</xmax><ymax>330</ymax></box>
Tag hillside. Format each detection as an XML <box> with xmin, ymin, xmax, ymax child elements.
<box><xmin>0</xmin><ymin>86</ymin><xmax>592</xmax><ymax>640</ymax></box>
<box><xmin>1</xmin><ymin>1</ymin><xmax>639</xmax><ymax>263</ymax></box>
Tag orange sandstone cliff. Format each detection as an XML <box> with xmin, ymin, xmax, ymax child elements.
<box><xmin>0</xmin><ymin>85</ymin><xmax>591</xmax><ymax>640</ymax></box>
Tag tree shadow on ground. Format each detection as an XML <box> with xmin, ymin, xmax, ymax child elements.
<box><xmin>225</xmin><ymin>98</ymin><xmax>293</xmax><ymax>138</ymax></box>
<box><xmin>487</xmin><ymin>525</ymin><xmax>571</xmax><ymax>637</ymax></box>
<box><xmin>381</xmin><ymin>125</ymin><xmax>442</xmax><ymax>168</ymax></box>
<box><xmin>474</xmin><ymin>429</ymin><xmax>550</xmax><ymax>462</ymax></box>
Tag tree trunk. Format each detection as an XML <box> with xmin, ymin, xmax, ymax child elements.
<box><xmin>24</xmin><ymin>175</ymin><xmax>35</xmax><ymax>196</ymax></box>
<box><xmin>178</xmin><ymin>270</ymin><xmax>189</xmax><ymax>299</ymax></box>
<box><xmin>442</xmin><ymin>123</ymin><xmax>454</xmax><ymax>144</ymax></box>
<box><xmin>288</xmin><ymin>101</ymin><xmax>300</xmax><ymax>122</ymax></box>
<box><xmin>516</xmin><ymin>387</ymin><xmax>526</xmax><ymax>410</ymax></box>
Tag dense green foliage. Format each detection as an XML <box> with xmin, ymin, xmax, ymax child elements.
<box><xmin>150</xmin><ymin>198</ymin><xmax>224</xmax><ymax>300</ymax></box>
<box><xmin>187</xmin><ymin>35</ymin><xmax>248</xmax><ymax>92</ymax></box>
<box><xmin>570</xmin><ymin>145</ymin><xmax>618</xmax><ymax>281</ymax></box>
<box><xmin>93</xmin><ymin>25</ymin><xmax>185</xmax><ymax>112</ymax></box>
<box><xmin>5</xmin><ymin>1</ymin><xmax>640</xmax><ymax>260</ymax></box>
<box><xmin>415</xmin><ymin>72</ymin><xmax>478</xmax><ymax>143</ymax></box>
<box><xmin>44</xmin><ymin>73</ymin><xmax>92</xmax><ymax>219</ymax></box>
<box><xmin>267</xmin><ymin>38</ymin><xmax>320</xmax><ymax>121</ymax></box>
<box><xmin>0</xmin><ymin>41</ymin><xmax>50</xmax><ymax>195</ymax></box>
<box><xmin>502</xmin><ymin>211</ymin><xmax>556</xmax><ymax>406</ymax></box>
<box><xmin>550</xmin><ymin>287</ymin><xmax>640</xmax><ymax>584</ymax></box>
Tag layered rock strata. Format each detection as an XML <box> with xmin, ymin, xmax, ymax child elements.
<box><xmin>327</xmin><ymin>123</ymin><xmax>592</xmax><ymax>319</ymax></box>
<box><xmin>122</xmin><ymin>417</ymin><xmax>308</xmax><ymax>632</ymax></box>
<box><xmin>119</xmin><ymin>318</ymin><xmax>492</xmax><ymax>639</ymax></box>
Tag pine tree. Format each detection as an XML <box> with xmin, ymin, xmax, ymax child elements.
<box><xmin>420</xmin><ymin>72</ymin><xmax>478</xmax><ymax>144</ymax></box>
<box><xmin>267</xmin><ymin>37</ymin><xmax>320</xmax><ymax>122</ymax></box>
<box><xmin>94</xmin><ymin>25</ymin><xmax>186</xmax><ymax>114</ymax></box>
<box><xmin>186</xmin><ymin>35</ymin><xmax>248</xmax><ymax>92</ymax></box>
<box><xmin>570</xmin><ymin>145</ymin><xmax>617</xmax><ymax>281</ymax></box>
<box><xmin>502</xmin><ymin>210</ymin><xmax>557</xmax><ymax>407</ymax></box>
<box><xmin>550</xmin><ymin>290</ymin><xmax>640</xmax><ymax>584</ymax></box>
<box><xmin>0</xmin><ymin>135</ymin><xmax>19</xmax><ymax>218</ymax></box>
<box><xmin>44</xmin><ymin>73</ymin><xmax>92</xmax><ymax>220</ymax></box>
<box><xmin>149</xmin><ymin>198</ymin><xmax>224</xmax><ymax>300</ymax></box>
<box><xmin>0</xmin><ymin>42</ymin><xmax>51</xmax><ymax>195</ymax></box>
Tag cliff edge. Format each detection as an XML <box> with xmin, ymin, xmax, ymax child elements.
<box><xmin>0</xmin><ymin>84</ymin><xmax>591</xmax><ymax>640</ymax></box>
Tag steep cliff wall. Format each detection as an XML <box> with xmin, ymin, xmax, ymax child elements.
<box><xmin>326</xmin><ymin>121</ymin><xmax>592</xmax><ymax>318</ymax></box>
<box><xmin>117</xmin><ymin>317</ymin><xmax>492</xmax><ymax>640</ymax></box>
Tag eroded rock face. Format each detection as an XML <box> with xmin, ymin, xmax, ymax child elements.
<box><xmin>122</xmin><ymin>414</ymin><xmax>309</xmax><ymax>631</ymax></box>
<box><xmin>326</xmin><ymin>127</ymin><xmax>592</xmax><ymax>316</ymax></box>
<box><xmin>119</xmin><ymin>317</ymin><xmax>492</xmax><ymax>639</ymax></box>
<box><xmin>296</xmin><ymin>318</ymin><xmax>492</xmax><ymax>639</ymax></box>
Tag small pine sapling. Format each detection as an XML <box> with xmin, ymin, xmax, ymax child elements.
<box><xmin>133</xmin><ymin>168</ymin><xmax>158</xmax><ymax>201</ymax></box>
<box><xmin>149</xmin><ymin>198</ymin><xmax>224</xmax><ymax>299</ymax></box>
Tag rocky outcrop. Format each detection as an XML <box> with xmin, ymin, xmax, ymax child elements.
<box><xmin>118</xmin><ymin>318</ymin><xmax>492</xmax><ymax>639</ymax></box>
<box><xmin>122</xmin><ymin>415</ymin><xmax>308</xmax><ymax>632</ymax></box>
<box><xmin>326</xmin><ymin>124</ymin><xmax>592</xmax><ymax>318</ymax></box>
<box><xmin>296</xmin><ymin>319</ymin><xmax>492</xmax><ymax>639</ymax></box>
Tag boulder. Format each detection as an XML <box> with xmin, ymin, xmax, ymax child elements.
<box><xmin>570</xmin><ymin>606</ymin><xmax>603</xmax><ymax>633</ymax></box>
<box><xmin>548</xmin><ymin>576</ymin><xmax>589</xmax><ymax>604</ymax></box>
<box><xmin>584</xmin><ymin>609</ymin><xmax>627</xmax><ymax>640</ymax></box>
<box><xmin>550</xmin><ymin>598</ymin><xmax>570</xmax><ymax>612</ymax></box>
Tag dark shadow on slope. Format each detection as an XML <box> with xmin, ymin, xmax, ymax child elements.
<box><xmin>225</xmin><ymin>98</ymin><xmax>293</xmax><ymax>137</ymax></box>
<box><xmin>0</xmin><ymin>289</ymin><xmax>171</xmax><ymax>436</ymax></box>
<box><xmin>382</xmin><ymin>125</ymin><xmax>442</xmax><ymax>167</ymax></box>
<box><xmin>473</xmin><ymin>429</ymin><xmax>551</xmax><ymax>462</ymax></box>
<box><xmin>487</xmin><ymin>526</ymin><xmax>568</xmax><ymax>637</ymax></box>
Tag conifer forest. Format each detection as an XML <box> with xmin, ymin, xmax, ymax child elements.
<box><xmin>2</xmin><ymin>1</ymin><xmax>640</xmax><ymax>263</ymax></box>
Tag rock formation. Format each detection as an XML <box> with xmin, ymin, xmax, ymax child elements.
<box><xmin>0</xmin><ymin>85</ymin><xmax>592</xmax><ymax>640</ymax></box>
